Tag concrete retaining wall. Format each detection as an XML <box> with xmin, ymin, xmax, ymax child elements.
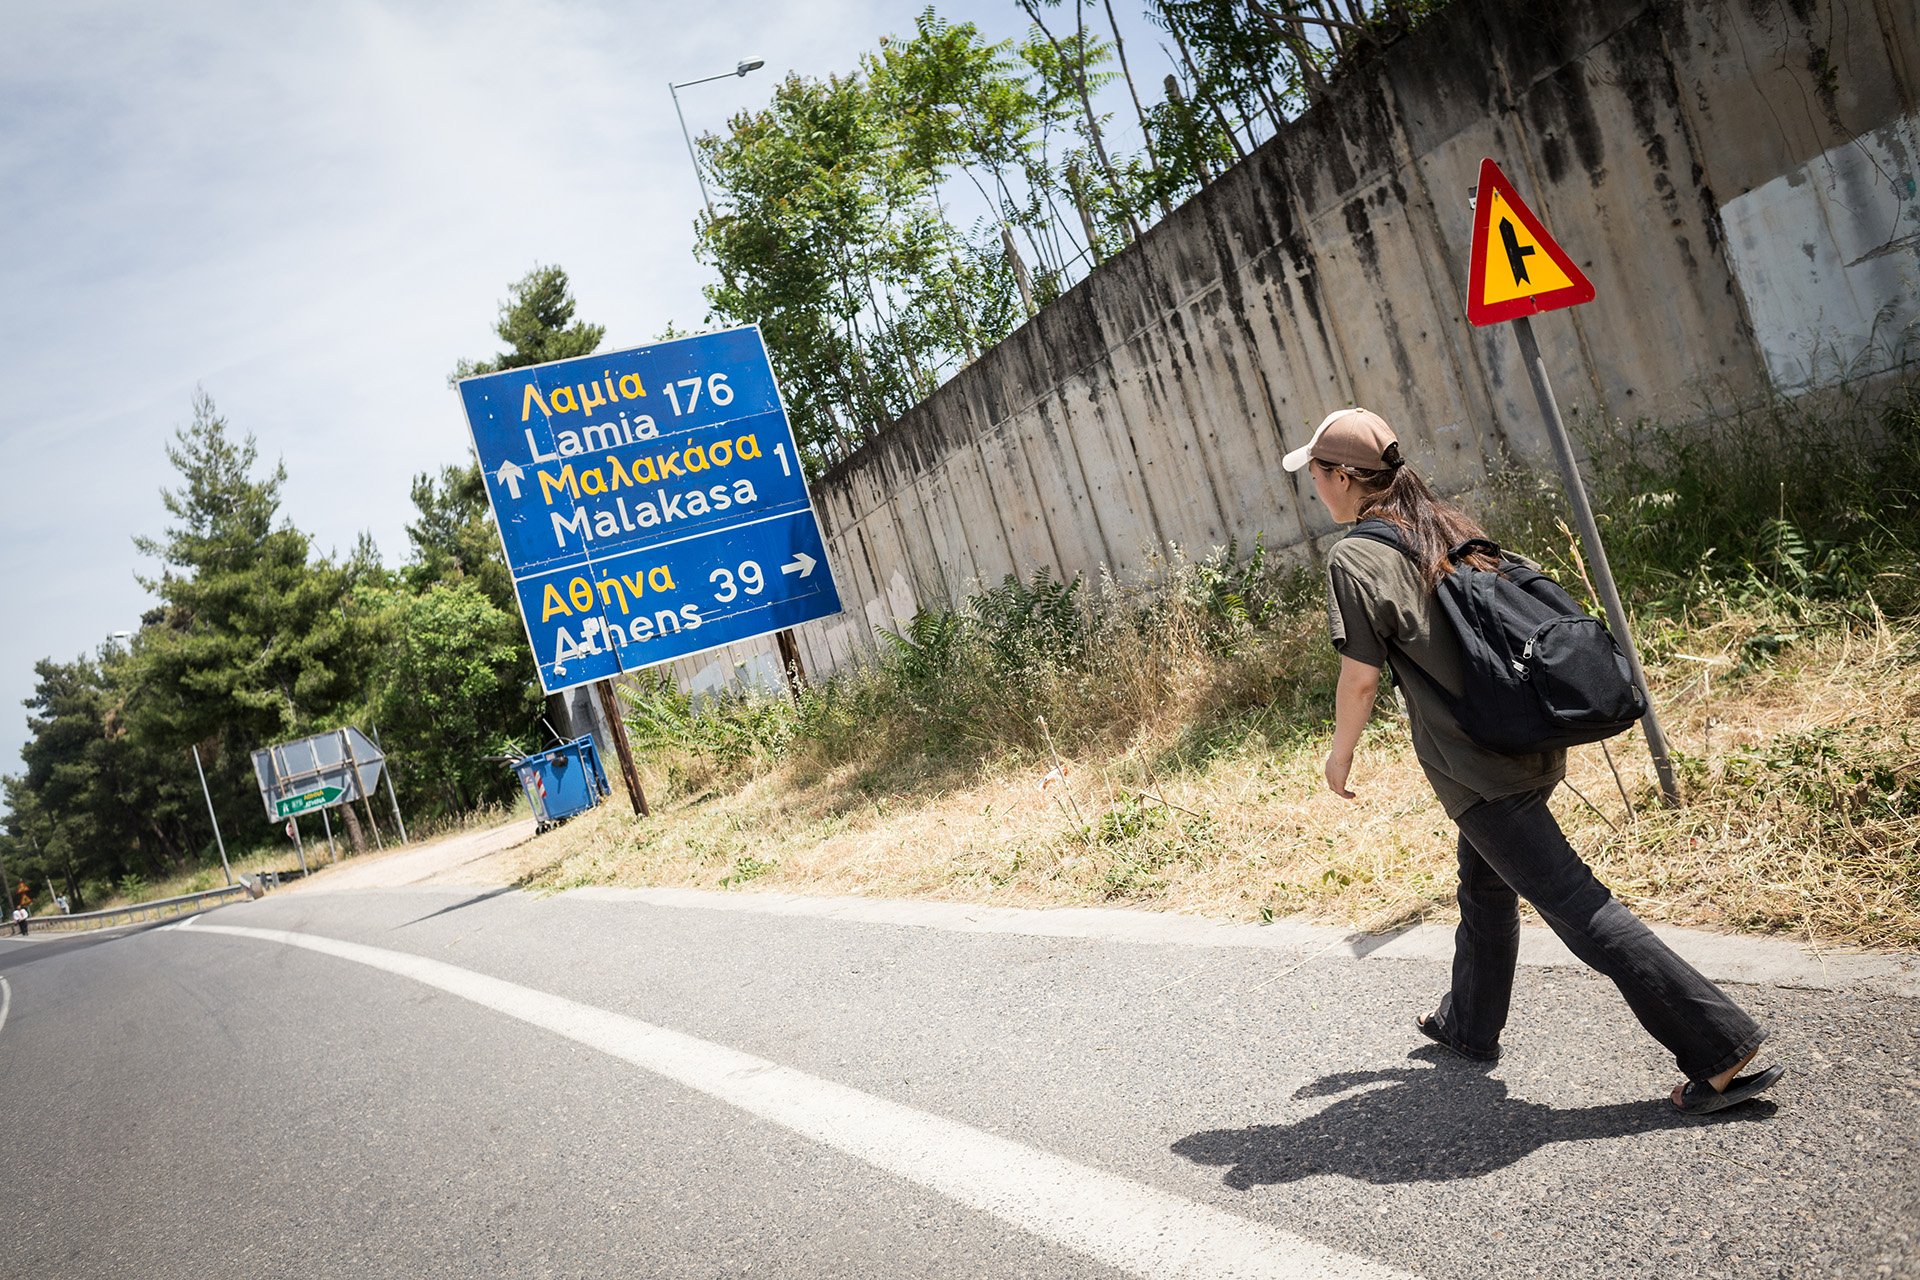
<box><xmin>673</xmin><ymin>0</ymin><xmax>1917</xmax><ymax>696</ymax></box>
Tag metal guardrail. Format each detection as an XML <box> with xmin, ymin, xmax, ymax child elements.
<box><xmin>20</xmin><ymin>884</ymin><xmax>253</xmax><ymax>935</ymax></box>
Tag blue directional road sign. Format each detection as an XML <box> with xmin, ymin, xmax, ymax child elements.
<box><xmin>457</xmin><ymin>326</ymin><xmax>842</xmax><ymax>693</ymax></box>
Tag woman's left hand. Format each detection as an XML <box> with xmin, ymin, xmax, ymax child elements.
<box><xmin>1324</xmin><ymin>750</ymin><xmax>1356</xmax><ymax>800</ymax></box>
<box><xmin>1327</xmin><ymin>657</ymin><xmax>1379</xmax><ymax>802</ymax></box>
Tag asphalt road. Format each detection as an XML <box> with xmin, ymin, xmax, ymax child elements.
<box><xmin>1</xmin><ymin>887</ymin><xmax>1915</xmax><ymax>1278</ymax></box>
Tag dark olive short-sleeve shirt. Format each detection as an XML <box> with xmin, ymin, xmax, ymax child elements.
<box><xmin>1325</xmin><ymin>537</ymin><xmax>1564</xmax><ymax>818</ymax></box>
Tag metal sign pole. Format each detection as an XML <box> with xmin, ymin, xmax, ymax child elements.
<box><xmin>594</xmin><ymin>678</ymin><xmax>649</xmax><ymax>817</ymax></box>
<box><xmin>320</xmin><ymin>806</ymin><xmax>337</xmax><ymax>862</ymax></box>
<box><xmin>271</xmin><ymin>744</ymin><xmax>297</xmax><ymax>812</ymax></box>
<box><xmin>190</xmin><ymin>744</ymin><xmax>234</xmax><ymax>886</ymax></box>
<box><xmin>370</xmin><ymin>723</ymin><xmax>410</xmax><ymax>845</ymax></box>
<box><xmin>272</xmin><ymin>744</ymin><xmax>310</xmax><ymax>874</ymax></box>
<box><xmin>340</xmin><ymin>729</ymin><xmax>384</xmax><ymax>850</ymax></box>
<box><xmin>1510</xmin><ymin>315</ymin><xmax>1682</xmax><ymax>808</ymax></box>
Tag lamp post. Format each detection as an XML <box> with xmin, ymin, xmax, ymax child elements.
<box><xmin>191</xmin><ymin>744</ymin><xmax>233</xmax><ymax>886</ymax></box>
<box><xmin>666</xmin><ymin>55</ymin><xmax>809</xmax><ymax>700</ymax></box>
<box><xmin>669</xmin><ymin>58</ymin><xmax>765</xmax><ymax>218</ymax></box>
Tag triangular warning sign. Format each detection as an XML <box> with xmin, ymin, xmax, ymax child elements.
<box><xmin>1466</xmin><ymin>157</ymin><xmax>1595</xmax><ymax>326</ymax></box>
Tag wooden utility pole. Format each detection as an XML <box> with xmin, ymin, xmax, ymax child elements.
<box><xmin>594</xmin><ymin>678</ymin><xmax>649</xmax><ymax>817</ymax></box>
<box><xmin>774</xmin><ymin>630</ymin><xmax>808</xmax><ymax>700</ymax></box>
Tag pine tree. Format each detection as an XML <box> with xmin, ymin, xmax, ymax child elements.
<box><xmin>121</xmin><ymin>391</ymin><xmax>374</xmax><ymax>849</ymax></box>
<box><xmin>416</xmin><ymin>263</ymin><xmax>606</xmax><ymax>613</ymax></box>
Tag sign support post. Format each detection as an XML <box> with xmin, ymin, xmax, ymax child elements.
<box><xmin>320</xmin><ymin>805</ymin><xmax>337</xmax><ymax>862</ymax></box>
<box><xmin>190</xmin><ymin>744</ymin><xmax>233</xmax><ymax>887</ymax></box>
<box><xmin>1465</xmin><ymin>156</ymin><xmax>1681</xmax><ymax>808</ymax></box>
<box><xmin>595</xmin><ymin>679</ymin><xmax>649</xmax><ymax>817</ymax></box>
<box><xmin>1510</xmin><ymin>316</ymin><xmax>1681</xmax><ymax>807</ymax></box>
<box><xmin>775</xmin><ymin>629</ymin><xmax>808</xmax><ymax>699</ymax></box>
<box><xmin>274</xmin><ymin>745</ymin><xmax>311</xmax><ymax>875</ymax></box>
<box><xmin>370</xmin><ymin>723</ymin><xmax>410</xmax><ymax>845</ymax></box>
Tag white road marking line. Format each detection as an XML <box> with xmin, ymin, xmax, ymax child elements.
<box><xmin>175</xmin><ymin>917</ymin><xmax>1414</xmax><ymax>1280</ymax></box>
<box><xmin>0</xmin><ymin>976</ymin><xmax>11</xmax><ymax>1037</ymax></box>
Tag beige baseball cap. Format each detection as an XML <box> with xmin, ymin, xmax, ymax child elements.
<box><xmin>1282</xmin><ymin>407</ymin><xmax>1401</xmax><ymax>472</ymax></box>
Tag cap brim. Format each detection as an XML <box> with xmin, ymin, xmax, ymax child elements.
<box><xmin>1285</xmin><ymin>409</ymin><xmax>1354</xmax><ymax>472</ymax></box>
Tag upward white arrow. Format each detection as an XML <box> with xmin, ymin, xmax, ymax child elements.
<box><xmin>494</xmin><ymin>459</ymin><xmax>525</xmax><ymax>500</ymax></box>
<box><xmin>782</xmin><ymin>552</ymin><xmax>817</xmax><ymax>578</ymax></box>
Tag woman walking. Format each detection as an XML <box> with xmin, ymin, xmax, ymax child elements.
<box><xmin>1285</xmin><ymin>407</ymin><xmax>1783</xmax><ymax>1115</ymax></box>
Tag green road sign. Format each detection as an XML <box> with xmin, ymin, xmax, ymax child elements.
<box><xmin>274</xmin><ymin>786</ymin><xmax>344</xmax><ymax>819</ymax></box>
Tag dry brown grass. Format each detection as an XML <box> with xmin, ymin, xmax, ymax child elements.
<box><xmin>1564</xmin><ymin>609</ymin><xmax>1920</xmax><ymax>948</ymax></box>
<box><xmin>520</xmin><ymin>608</ymin><xmax>1920</xmax><ymax>951</ymax></box>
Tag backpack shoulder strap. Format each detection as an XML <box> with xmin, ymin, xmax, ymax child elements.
<box><xmin>1445</xmin><ymin>537</ymin><xmax>1503</xmax><ymax>564</ymax></box>
<box><xmin>1448</xmin><ymin>537</ymin><xmax>1572</xmax><ymax>601</ymax></box>
<box><xmin>1343</xmin><ymin>517</ymin><xmax>1412</xmax><ymax>557</ymax></box>
<box><xmin>1335</xmin><ymin>517</ymin><xmax>1440</xmax><ymax>695</ymax></box>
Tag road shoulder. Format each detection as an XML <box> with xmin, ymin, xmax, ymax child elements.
<box><xmin>565</xmin><ymin>884</ymin><xmax>1920</xmax><ymax>998</ymax></box>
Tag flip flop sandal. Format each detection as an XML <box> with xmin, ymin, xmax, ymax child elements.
<box><xmin>1415</xmin><ymin>1013</ymin><xmax>1500</xmax><ymax>1063</ymax></box>
<box><xmin>1671</xmin><ymin>1064</ymin><xmax>1785</xmax><ymax>1116</ymax></box>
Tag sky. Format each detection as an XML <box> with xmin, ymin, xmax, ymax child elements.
<box><xmin>0</xmin><ymin>0</ymin><xmax>1180</xmax><ymax>784</ymax></box>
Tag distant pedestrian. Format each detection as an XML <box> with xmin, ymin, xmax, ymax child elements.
<box><xmin>11</xmin><ymin>906</ymin><xmax>27</xmax><ymax>937</ymax></box>
<box><xmin>1287</xmin><ymin>407</ymin><xmax>1783</xmax><ymax>1116</ymax></box>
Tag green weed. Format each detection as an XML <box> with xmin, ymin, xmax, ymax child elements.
<box><xmin>721</xmin><ymin>854</ymin><xmax>777</xmax><ymax>887</ymax></box>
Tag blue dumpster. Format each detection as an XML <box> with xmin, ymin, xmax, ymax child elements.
<box><xmin>514</xmin><ymin>735</ymin><xmax>611</xmax><ymax>832</ymax></box>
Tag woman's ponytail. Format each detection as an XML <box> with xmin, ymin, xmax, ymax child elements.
<box><xmin>1341</xmin><ymin>462</ymin><xmax>1496</xmax><ymax>589</ymax></box>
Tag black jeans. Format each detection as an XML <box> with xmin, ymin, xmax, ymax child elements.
<box><xmin>1439</xmin><ymin>785</ymin><xmax>1764</xmax><ymax>1081</ymax></box>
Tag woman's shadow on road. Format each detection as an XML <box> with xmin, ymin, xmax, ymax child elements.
<box><xmin>1174</xmin><ymin>1046</ymin><xmax>1776</xmax><ymax>1188</ymax></box>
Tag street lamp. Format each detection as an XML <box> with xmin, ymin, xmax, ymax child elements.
<box><xmin>669</xmin><ymin>58</ymin><xmax>766</xmax><ymax>219</ymax></box>
<box><xmin>665</xmin><ymin>55</ymin><xmax>810</xmax><ymax>699</ymax></box>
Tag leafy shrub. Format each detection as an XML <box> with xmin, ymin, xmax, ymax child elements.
<box><xmin>875</xmin><ymin>607</ymin><xmax>969</xmax><ymax>723</ymax></box>
<box><xmin>619</xmin><ymin>676</ymin><xmax>794</xmax><ymax>774</ymax></box>
<box><xmin>970</xmin><ymin>568</ymin><xmax>1087</xmax><ymax>670</ymax></box>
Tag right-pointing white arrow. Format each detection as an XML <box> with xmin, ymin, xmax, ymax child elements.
<box><xmin>782</xmin><ymin>552</ymin><xmax>817</xmax><ymax>578</ymax></box>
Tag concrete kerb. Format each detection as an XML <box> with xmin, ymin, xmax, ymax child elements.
<box><xmin>567</xmin><ymin>885</ymin><xmax>1920</xmax><ymax>1000</ymax></box>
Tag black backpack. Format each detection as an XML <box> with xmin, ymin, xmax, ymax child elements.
<box><xmin>1344</xmin><ymin>517</ymin><xmax>1646</xmax><ymax>754</ymax></box>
